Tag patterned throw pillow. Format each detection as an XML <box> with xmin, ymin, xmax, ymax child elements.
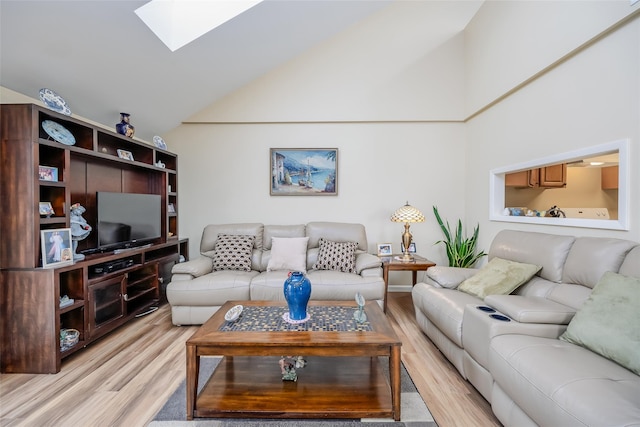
<box><xmin>212</xmin><ymin>234</ymin><xmax>255</xmax><ymax>272</ymax></box>
<box><xmin>313</xmin><ymin>238</ymin><xmax>358</xmax><ymax>273</ymax></box>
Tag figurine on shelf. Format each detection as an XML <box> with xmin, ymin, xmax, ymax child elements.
<box><xmin>115</xmin><ymin>112</ymin><xmax>135</xmax><ymax>138</ymax></box>
<box><xmin>70</xmin><ymin>203</ymin><xmax>92</xmax><ymax>261</ymax></box>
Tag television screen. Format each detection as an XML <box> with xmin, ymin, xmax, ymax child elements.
<box><xmin>97</xmin><ymin>192</ymin><xmax>161</xmax><ymax>249</ymax></box>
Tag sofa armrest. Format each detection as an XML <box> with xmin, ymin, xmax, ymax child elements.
<box><xmin>484</xmin><ymin>295</ymin><xmax>576</xmax><ymax>325</ymax></box>
<box><xmin>355</xmin><ymin>252</ymin><xmax>382</xmax><ymax>274</ymax></box>
<box><xmin>424</xmin><ymin>266</ymin><xmax>479</xmax><ymax>289</ymax></box>
<box><xmin>171</xmin><ymin>256</ymin><xmax>213</xmax><ymax>279</ymax></box>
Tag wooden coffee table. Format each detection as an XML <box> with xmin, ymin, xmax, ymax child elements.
<box><xmin>185</xmin><ymin>300</ymin><xmax>402</xmax><ymax>420</ymax></box>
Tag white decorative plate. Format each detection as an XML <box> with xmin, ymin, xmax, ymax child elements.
<box><xmin>39</xmin><ymin>88</ymin><xmax>71</xmax><ymax>116</ymax></box>
<box><xmin>153</xmin><ymin>135</ymin><xmax>167</xmax><ymax>150</ymax></box>
<box><xmin>224</xmin><ymin>304</ymin><xmax>243</xmax><ymax>322</ymax></box>
<box><xmin>42</xmin><ymin>120</ymin><xmax>76</xmax><ymax>145</ymax></box>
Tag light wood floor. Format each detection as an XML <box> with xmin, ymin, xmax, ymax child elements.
<box><xmin>0</xmin><ymin>293</ymin><xmax>501</xmax><ymax>427</ymax></box>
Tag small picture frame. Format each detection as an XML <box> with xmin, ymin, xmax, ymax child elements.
<box><xmin>377</xmin><ymin>243</ymin><xmax>393</xmax><ymax>257</ymax></box>
<box><xmin>39</xmin><ymin>165</ymin><xmax>58</xmax><ymax>181</ymax></box>
<box><xmin>41</xmin><ymin>228</ymin><xmax>73</xmax><ymax>268</ymax></box>
<box><xmin>401</xmin><ymin>242</ymin><xmax>417</xmax><ymax>253</ymax></box>
<box><xmin>39</xmin><ymin>201</ymin><xmax>55</xmax><ymax>217</ymax></box>
<box><xmin>168</xmin><ymin>203</ymin><xmax>176</xmax><ymax>213</ymax></box>
<box><xmin>117</xmin><ymin>149</ymin><xmax>134</xmax><ymax>161</ymax></box>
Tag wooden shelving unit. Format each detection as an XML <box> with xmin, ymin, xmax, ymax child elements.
<box><xmin>0</xmin><ymin>104</ymin><xmax>188</xmax><ymax>373</ymax></box>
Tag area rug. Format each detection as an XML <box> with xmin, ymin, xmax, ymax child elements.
<box><xmin>150</xmin><ymin>357</ymin><xmax>436</xmax><ymax>427</ymax></box>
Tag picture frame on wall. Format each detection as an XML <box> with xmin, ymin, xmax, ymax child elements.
<box><xmin>39</xmin><ymin>165</ymin><xmax>58</xmax><ymax>181</ymax></box>
<box><xmin>270</xmin><ymin>148</ymin><xmax>338</xmax><ymax>196</ymax></box>
<box><xmin>377</xmin><ymin>243</ymin><xmax>393</xmax><ymax>256</ymax></box>
<box><xmin>41</xmin><ymin>228</ymin><xmax>73</xmax><ymax>268</ymax></box>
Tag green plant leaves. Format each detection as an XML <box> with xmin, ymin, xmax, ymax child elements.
<box><xmin>433</xmin><ymin>206</ymin><xmax>487</xmax><ymax>268</ymax></box>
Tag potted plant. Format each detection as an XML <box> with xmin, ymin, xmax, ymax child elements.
<box><xmin>433</xmin><ymin>206</ymin><xmax>487</xmax><ymax>268</ymax></box>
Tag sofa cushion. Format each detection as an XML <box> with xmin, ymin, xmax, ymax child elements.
<box><xmin>490</xmin><ymin>334</ymin><xmax>640</xmax><ymax>427</ymax></box>
<box><xmin>306</xmin><ymin>222</ymin><xmax>368</xmax><ymax>251</ymax></box>
<box><xmin>458</xmin><ymin>257</ymin><xmax>541</xmax><ymax>299</ymax></box>
<box><xmin>312</xmin><ymin>238</ymin><xmax>357</xmax><ymax>273</ymax></box>
<box><xmin>211</xmin><ymin>234</ymin><xmax>255</xmax><ymax>272</ymax></box>
<box><xmin>561</xmin><ymin>237</ymin><xmax>637</xmax><ymax>288</ymax></box>
<box><xmin>267</xmin><ymin>237</ymin><xmax>309</xmax><ymax>273</ymax></box>
<box><xmin>559</xmin><ymin>271</ymin><xmax>640</xmax><ymax>375</ymax></box>
<box><xmin>488</xmin><ymin>230</ymin><xmax>574</xmax><ymax>282</ymax></box>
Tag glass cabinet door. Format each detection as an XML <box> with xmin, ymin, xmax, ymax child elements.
<box><xmin>89</xmin><ymin>275</ymin><xmax>125</xmax><ymax>335</ymax></box>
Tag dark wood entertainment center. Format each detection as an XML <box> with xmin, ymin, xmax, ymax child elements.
<box><xmin>0</xmin><ymin>104</ymin><xmax>187</xmax><ymax>373</ymax></box>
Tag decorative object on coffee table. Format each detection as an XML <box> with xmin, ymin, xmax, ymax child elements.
<box><xmin>391</xmin><ymin>201</ymin><xmax>425</xmax><ymax>262</ymax></box>
<box><xmin>69</xmin><ymin>203</ymin><xmax>92</xmax><ymax>261</ymax></box>
<box><xmin>283</xmin><ymin>271</ymin><xmax>311</xmax><ymax>323</ymax></box>
<box><xmin>354</xmin><ymin>292</ymin><xmax>367</xmax><ymax>323</ymax></box>
<box><xmin>115</xmin><ymin>112</ymin><xmax>135</xmax><ymax>137</ymax></box>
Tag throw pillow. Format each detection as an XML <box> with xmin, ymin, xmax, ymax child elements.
<box><xmin>267</xmin><ymin>237</ymin><xmax>309</xmax><ymax>273</ymax></box>
<box><xmin>211</xmin><ymin>234</ymin><xmax>255</xmax><ymax>272</ymax></box>
<box><xmin>313</xmin><ymin>238</ymin><xmax>358</xmax><ymax>273</ymax></box>
<box><xmin>458</xmin><ymin>257</ymin><xmax>541</xmax><ymax>299</ymax></box>
<box><xmin>560</xmin><ymin>271</ymin><xmax>640</xmax><ymax>375</ymax></box>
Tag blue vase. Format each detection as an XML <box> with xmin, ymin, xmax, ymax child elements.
<box><xmin>115</xmin><ymin>113</ymin><xmax>135</xmax><ymax>138</ymax></box>
<box><xmin>283</xmin><ymin>271</ymin><xmax>311</xmax><ymax>321</ymax></box>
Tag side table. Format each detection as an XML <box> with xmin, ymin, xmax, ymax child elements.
<box><xmin>381</xmin><ymin>254</ymin><xmax>436</xmax><ymax>313</ymax></box>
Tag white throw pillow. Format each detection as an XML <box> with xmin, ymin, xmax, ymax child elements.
<box><xmin>267</xmin><ymin>237</ymin><xmax>309</xmax><ymax>273</ymax></box>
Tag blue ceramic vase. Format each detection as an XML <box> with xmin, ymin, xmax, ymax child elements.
<box><xmin>283</xmin><ymin>271</ymin><xmax>311</xmax><ymax>321</ymax></box>
<box><xmin>115</xmin><ymin>113</ymin><xmax>135</xmax><ymax>138</ymax></box>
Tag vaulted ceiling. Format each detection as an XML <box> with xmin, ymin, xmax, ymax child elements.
<box><xmin>1</xmin><ymin>1</ymin><xmax>481</xmax><ymax>141</ymax></box>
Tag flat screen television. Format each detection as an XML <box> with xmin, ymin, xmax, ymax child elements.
<box><xmin>96</xmin><ymin>192</ymin><xmax>162</xmax><ymax>250</ymax></box>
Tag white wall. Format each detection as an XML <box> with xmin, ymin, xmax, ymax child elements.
<box><xmin>167</xmin><ymin>1</ymin><xmax>478</xmax><ymax>285</ymax></box>
<box><xmin>466</xmin><ymin>8</ymin><xmax>640</xmax><ymax>251</ymax></box>
<box><xmin>169</xmin><ymin>122</ymin><xmax>466</xmax><ymax>281</ymax></box>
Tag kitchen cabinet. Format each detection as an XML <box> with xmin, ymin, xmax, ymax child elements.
<box><xmin>506</xmin><ymin>164</ymin><xmax>566</xmax><ymax>188</ymax></box>
<box><xmin>539</xmin><ymin>163</ymin><xmax>567</xmax><ymax>187</ymax></box>
<box><xmin>601</xmin><ymin>165</ymin><xmax>618</xmax><ymax>190</ymax></box>
<box><xmin>505</xmin><ymin>169</ymin><xmax>539</xmax><ymax>187</ymax></box>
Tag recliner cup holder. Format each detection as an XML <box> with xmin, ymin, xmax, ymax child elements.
<box><xmin>490</xmin><ymin>314</ymin><xmax>511</xmax><ymax>322</ymax></box>
<box><xmin>476</xmin><ymin>305</ymin><xmax>496</xmax><ymax>313</ymax></box>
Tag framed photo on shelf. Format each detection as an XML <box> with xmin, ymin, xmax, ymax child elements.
<box><xmin>41</xmin><ymin>228</ymin><xmax>73</xmax><ymax>268</ymax></box>
<box><xmin>168</xmin><ymin>203</ymin><xmax>176</xmax><ymax>213</ymax></box>
<box><xmin>401</xmin><ymin>242</ymin><xmax>417</xmax><ymax>253</ymax></box>
<box><xmin>377</xmin><ymin>243</ymin><xmax>393</xmax><ymax>257</ymax></box>
<box><xmin>270</xmin><ymin>148</ymin><xmax>338</xmax><ymax>196</ymax></box>
<box><xmin>117</xmin><ymin>149</ymin><xmax>134</xmax><ymax>161</ymax></box>
<box><xmin>39</xmin><ymin>165</ymin><xmax>58</xmax><ymax>181</ymax></box>
<box><xmin>39</xmin><ymin>201</ymin><xmax>55</xmax><ymax>217</ymax></box>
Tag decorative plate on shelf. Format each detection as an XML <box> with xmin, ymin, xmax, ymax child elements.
<box><xmin>153</xmin><ymin>135</ymin><xmax>167</xmax><ymax>150</ymax></box>
<box><xmin>39</xmin><ymin>88</ymin><xmax>71</xmax><ymax>116</ymax></box>
<box><xmin>42</xmin><ymin>120</ymin><xmax>76</xmax><ymax>145</ymax></box>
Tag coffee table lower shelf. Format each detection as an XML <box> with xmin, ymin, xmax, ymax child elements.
<box><xmin>195</xmin><ymin>356</ymin><xmax>393</xmax><ymax>419</ymax></box>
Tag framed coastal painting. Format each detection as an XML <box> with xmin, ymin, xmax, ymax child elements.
<box><xmin>270</xmin><ymin>148</ymin><xmax>338</xmax><ymax>196</ymax></box>
<box><xmin>41</xmin><ymin>228</ymin><xmax>73</xmax><ymax>268</ymax></box>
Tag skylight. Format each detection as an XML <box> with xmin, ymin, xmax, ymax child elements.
<box><xmin>135</xmin><ymin>0</ymin><xmax>263</xmax><ymax>52</ymax></box>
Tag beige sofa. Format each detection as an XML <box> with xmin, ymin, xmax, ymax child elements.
<box><xmin>412</xmin><ymin>230</ymin><xmax>640</xmax><ymax>426</ymax></box>
<box><xmin>167</xmin><ymin>222</ymin><xmax>384</xmax><ymax>325</ymax></box>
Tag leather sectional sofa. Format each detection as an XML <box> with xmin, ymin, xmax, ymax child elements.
<box><xmin>167</xmin><ymin>222</ymin><xmax>385</xmax><ymax>325</ymax></box>
<box><xmin>412</xmin><ymin>230</ymin><xmax>640</xmax><ymax>426</ymax></box>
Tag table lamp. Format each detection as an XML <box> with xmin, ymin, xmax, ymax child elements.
<box><xmin>391</xmin><ymin>202</ymin><xmax>425</xmax><ymax>262</ymax></box>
